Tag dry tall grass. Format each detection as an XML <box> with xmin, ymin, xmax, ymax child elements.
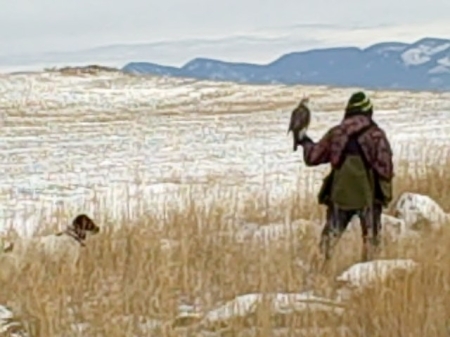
<box><xmin>2</xmin><ymin>155</ymin><xmax>450</xmax><ymax>337</ymax></box>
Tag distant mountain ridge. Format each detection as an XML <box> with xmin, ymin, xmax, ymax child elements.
<box><xmin>122</xmin><ymin>37</ymin><xmax>450</xmax><ymax>91</ymax></box>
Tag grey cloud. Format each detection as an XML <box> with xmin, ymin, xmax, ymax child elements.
<box><xmin>0</xmin><ymin>0</ymin><xmax>449</xmax><ymax>55</ymax></box>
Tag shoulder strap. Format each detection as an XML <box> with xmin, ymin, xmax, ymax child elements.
<box><xmin>335</xmin><ymin>122</ymin><xmax>375</xmax><ymax>170</ymax></box>
<box><xmin>354</xmin><ymin>123</ymin><xmax>377</xmax><ymax>186</ymax></box>
<box><xmin>353</xmin><ymin>122</ymin><xmax>375</xmax><ymax>139</ymax></box>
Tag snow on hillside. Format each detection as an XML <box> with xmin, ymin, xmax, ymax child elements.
<box><xmin>401</xmin><ymin>39</ymin><xmax>450</xmax><ymax>66</ymax></box>
<box><xmin>123</xmin><ymin>38</ymin><xmax>450</xmax><ymax>90</ymax></box>
<box><xmin>0</xmin><ymin>71</ymin><xmax>449</xmax><ymax>235</ymax></box>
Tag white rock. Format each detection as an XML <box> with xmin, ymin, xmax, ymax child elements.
<box><xmin>204</xmin><ymin>293</ymin><xmax>260</xmax><ymax>322</ymax></box>
<box><xmin>271</xmin><ymin>292</ymin><xmax>345</xmax><ymax>315</ymax></box>
<box><xmin>0</xmin><ymin>305</ymin><xmax>27</xmax><ymax>336</ymax></box>
<box><xmin>201</xmin><ymin>292</ymin><xmax>345</xmax><ymax>326</ymax></box>
<box><xmin>381</xmin><ymin>214</ymin><xmax>420</xmax><ymax>242</ymax></box>
<box><xmin>336</xmin><ymin>259</ymin><xmax>418</xmax><ymax>290</ymax></box>
<box><xmin>381</xmin><ymin>214</ymin><xmax>407</xmax><ymax>234</ymax></box>
<box><xmin>393</xmin><ymin>192</ymin><xmax>450</xmax><ymax>230</ymax></box>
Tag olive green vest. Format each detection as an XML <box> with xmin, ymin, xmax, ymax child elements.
<box><xmin>318</xmin><ymin>155</ymin><xmax>392</xmax><ymax>210</ymax></box>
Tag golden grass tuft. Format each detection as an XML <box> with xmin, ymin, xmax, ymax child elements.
<box><xmin>2</xmin><ymin>157</ymin><xmax>450</xmax><ymax>336</ymax></box>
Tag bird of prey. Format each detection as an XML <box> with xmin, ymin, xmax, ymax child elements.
<box><xmin>287</xmin><ymin>97</ymin><xmax>311</xmax><ymax>152</ymax></box>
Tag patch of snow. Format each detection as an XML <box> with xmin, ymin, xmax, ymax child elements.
<box><xmin>378</xmin><ymin>46</ymin><xmax>407</xmax><ymax>53</ymax></box>
<box><xmin>0</xmin><ymin>72</ymin><xmax>448</xmax><ymax>234</ymax></box>
<box><xmin>401</xmin><ymin>43</ymin><xmax>450</xmax><ymax>66</ymax></box>
<box><xmin>438</xmin><ymin>56</ymin><xmax>450</xmax><ymax>67</ymax></box>
<box><xmin>233</xmin><ymin>219</ymin><xmax>316</xmax><ymax>244</ymax></box>
<box><xmin>401</xmin><ymin>49</ymin><xmax>431</xmax><ymax>66</ymax></box>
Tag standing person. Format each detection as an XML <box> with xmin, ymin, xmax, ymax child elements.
<box><xmin>297</xmin><ymin>92</ymin><xmax>394</xmax><ymax>261</ymax></box>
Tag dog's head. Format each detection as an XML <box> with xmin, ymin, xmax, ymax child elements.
<box><xmin>72</xmin><ymin>214</ymin><xmax>100</xmax><ymax>236</ymax></box>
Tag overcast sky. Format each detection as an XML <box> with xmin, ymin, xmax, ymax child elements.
<box><xmin>1</xmin><ymin>0</ymin><xmax>449</xmax><ymax>63</ymax></box>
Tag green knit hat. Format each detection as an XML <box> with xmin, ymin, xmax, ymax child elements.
<box><xmin>346</xmin><ymin>91</ymin><xmax>373</xmax><ymax>112</ymax></box>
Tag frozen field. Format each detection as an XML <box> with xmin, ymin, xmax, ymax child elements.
<box><xmin>0</xmin><ymin>71</ymin><xmax>449</xmax><ymax>234</ymax></box>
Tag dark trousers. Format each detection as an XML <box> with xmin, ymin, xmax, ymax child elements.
<box><xmin>319</xmin><ymin>203</ymin><xmax>382</xmax><ymax>261</ymax></box>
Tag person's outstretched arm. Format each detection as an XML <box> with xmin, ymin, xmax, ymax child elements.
<box><xmin>297</xmin><ymin>130</ymin><xmax>333</xmax><ymax>166</ymax></box>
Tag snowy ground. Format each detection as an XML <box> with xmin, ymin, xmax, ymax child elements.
<box><xmin>0</xmin><ymin>72</ymin><xmax>449</xmax><ymax>235</ymax></box>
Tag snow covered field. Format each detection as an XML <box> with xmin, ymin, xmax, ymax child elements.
<box><xmin>0</xmin><ymin>71</ymin><xmax>449</xmax><ymax>235</ymax></box>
